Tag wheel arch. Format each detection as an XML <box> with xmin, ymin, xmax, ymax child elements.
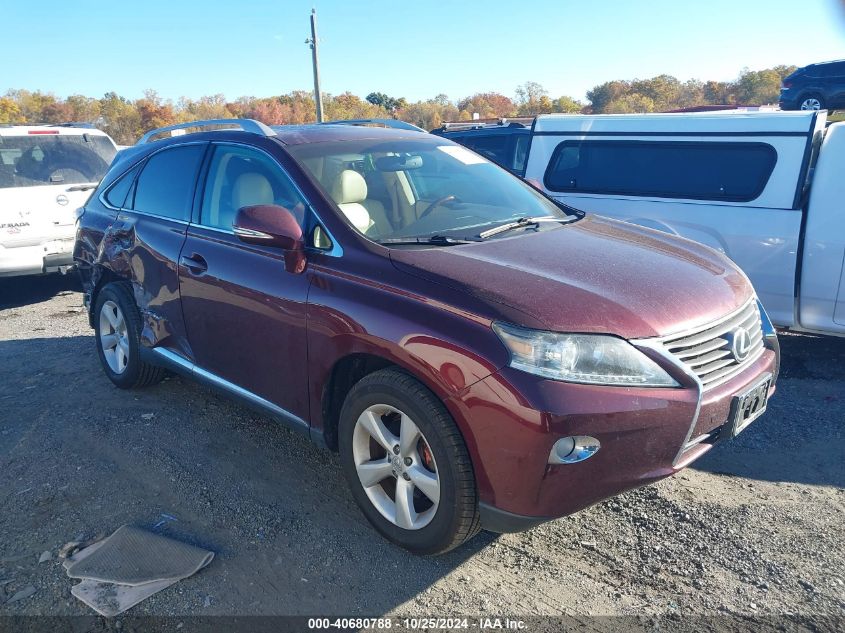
<box><xmin>797</xmin><ymin>91</ymin><xmax>825</xmax><ymax>108</ymax></box>
<box><xmin>315</xmin><ymin>332</ymin><xmax>496</xmax><ymax>454</ymax></box>
<box><xmin>88</xmin><ymin>266</ymin><xmax>129</xmax><ymax>328</ymax></box>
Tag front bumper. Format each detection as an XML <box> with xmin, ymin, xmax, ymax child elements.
<box><xmin>451</xmin><ymin>333</ymin><xmax>779</xmax><ymax>531</ymax></box>
<box><xmin>0</xmin><ymin>238</ymin><xmax>75</xmax><ymax>277</ymax></box>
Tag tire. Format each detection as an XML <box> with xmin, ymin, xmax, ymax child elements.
<box><xmin>338</xmin><ymin>368</ymin><xmax>480</xmax><ymax>555</ymax></box>
<box><xmin>799</xmin><ymin>93</ymin><xmax>825</xmax><ymax>111</ymax></box>
<box><xmin>93</xmin><ymin>282</ymin><xmax>165</xmax><ymax>389</ymax></box>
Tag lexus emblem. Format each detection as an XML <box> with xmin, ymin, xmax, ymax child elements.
<box><xmin>729</xmin><ymin>327</ymin><xmax>752</xmax><ymax>362</ymax></box>
<box><xmin>56</xmin><ymin>194</ymin><xmax>69</xmax><ymax>206</ymax></box>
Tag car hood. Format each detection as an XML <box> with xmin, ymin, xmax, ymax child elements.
<box><xmin>389</xmin><ymin>215</ymin><xmax>753</xmax><ymax>339</ymax></box>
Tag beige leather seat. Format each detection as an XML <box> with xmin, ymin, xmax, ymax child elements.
<box><xmin>330</xmin><ymin>170</ymin><xmax>390</xmax><ymax>236</ymax></box>
<box><xmin>233</xmin><ymin>172</ymin><xmax>274</xmax><ymax>209</ymax></box>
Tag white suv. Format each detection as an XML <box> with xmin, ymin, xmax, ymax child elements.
<box><xmin>0</xmin><ymin>125</ymin><xmax>117</xmax><ymax>277</ymax></box>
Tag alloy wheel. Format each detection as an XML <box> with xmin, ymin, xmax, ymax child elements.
<box><xmin>99</xmin><ymin>300</ymin><xmax>130</xmax><ymax>374</ymax></box>
<box><xmin>800</xmin><ymin>97</ymin><xmax>822</xmax><ymax>111</ymax></box>
<box><xmin>352</xmin><ymin>404</ymin><xmax>441</xmax><ymax>530</ymax></box>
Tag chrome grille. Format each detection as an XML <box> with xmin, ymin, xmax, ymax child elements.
<box><xmin>660</xmin><ymin>299</ymin><xmax>764</xmax><ymax>390</ymax></box>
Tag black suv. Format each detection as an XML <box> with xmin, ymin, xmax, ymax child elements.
<box><xmin>430</xmin><ymin>120</ymin><xmax>532</xmax><ymax>176</ymax></box>
<box><xmin>779</xmin><ymin>60</ymin><xmax>845</xmax><ymax>111</ymax></box>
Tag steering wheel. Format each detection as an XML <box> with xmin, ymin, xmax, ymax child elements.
<box><xmin>419</xmin><ymin>195</ymin><xmax>458</xmax><ymax>220</ymax></box>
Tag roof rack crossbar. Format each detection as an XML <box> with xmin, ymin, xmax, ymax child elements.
<box><xmin>136</xmin><ymin>118</ymin><xmax>275</xmax><ymax>145</ymax></box>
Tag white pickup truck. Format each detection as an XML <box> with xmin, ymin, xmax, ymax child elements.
<box><xmin>523</xmin><ymin>110</ymin><xmax>844</xmax><ymax>336</ymax></box>
<box><xmin>0</xmin><ymin>125</ymin><xmax>117</xmax><ymax>277</ymax></box>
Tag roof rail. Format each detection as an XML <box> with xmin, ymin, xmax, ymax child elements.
<box><xmin>323</xmin><ymin>118</ymin><xmax>426</xmax><ymax>133</ymax></box>
<box><xmin>433</xmin><ymin>117</ymin><xmax>534</xmax><ymax>133</ymax></box>
<box><xmin>136</xmin><ymin>118</ymin><xmax>275</xmax><ymax>145</ymax></box>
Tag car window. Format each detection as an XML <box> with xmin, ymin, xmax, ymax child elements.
<box><xmin>462</xmin><ymin>135</ymin><xmax>511</xmax><ymax>167</ymax></box>
<box><xmin>288</xmin><ymin>138</ymin><xmax>573</xmax><ymax>242</ymax></box>
<box><xmin>543</xmin><ymin>140</ymin><xmax>777</xmax><ymax>202</ymax></box>
<box><xmin>825</xmin><ymin>62</ymin><xmax>845</xmax><ymax>78</ymax></box>
<box><xmin>104</xmin><ymin>164</ymin><xmax>140</xmax><ymax>209</ymax></box>
<box><xmin>0</xmin><ymin>134</ymin><xmax>116</xmax><ymax>189</ymax></box>
<box><xmin>132</xmin><ymin>145</ymin><xmax>205</xmax><ymax>220</ymax></box>
<box><xmin>200</xmin><ymin>144</ymin><xmax>308</xmax><ymax>231</ymax></box>
<box><xmin>513</xmin><ymin>135</ymin><xmax>530</xmax><ymax>174</ymax></box>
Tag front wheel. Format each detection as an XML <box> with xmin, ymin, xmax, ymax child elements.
<box><xmin>338</xmin><ymin>369</ymin><xmax>480</xmax><ymax>555</ymax></box>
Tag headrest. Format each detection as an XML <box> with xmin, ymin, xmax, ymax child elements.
<box><xmin>233</xmin><ymin>172</ymin><xmax>274</xmax><ymax>210</ymax></box>
<box><xmin>331</xmin><ymin>170</ymin><xmax>367</xmax><ymax>205</ymax></box>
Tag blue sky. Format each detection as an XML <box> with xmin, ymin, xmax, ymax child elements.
<box><xmin>5</xmin><ymin>0</ymin><xmax>844</xmax><ymax>103</ymax></box>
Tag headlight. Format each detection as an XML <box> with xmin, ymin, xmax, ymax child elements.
<box><xmin>492</xmin><ymin>322</ymin><xmax>679</xmax><ymax>387</ymax></box>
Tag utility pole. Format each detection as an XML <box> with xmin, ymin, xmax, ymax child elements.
<box><xmin>306</xmin><ymin>9</ymin><xmax>324</xmax><ymax>122</ymax></box>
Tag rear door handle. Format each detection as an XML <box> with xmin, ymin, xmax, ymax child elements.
<box><xmin>180</xmin><ymin>253</ymin><xmax>208</xmax><ymax>275</ymax></box>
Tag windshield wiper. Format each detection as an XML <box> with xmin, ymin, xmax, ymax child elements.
<box><xmin>478</xmin><ymin>216</ymin><xmax>561</xmax><ymax>239</ymax></box>
<box><xmin>377</xmin><ymin>234</ymin><xmax>481</xmax><ymax>246</ymax></box>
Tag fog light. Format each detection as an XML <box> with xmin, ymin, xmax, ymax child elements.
<box><xmin>549</xmin><ymin>436</ymin><xmax>600</xmax><ymax>464</ymax></box>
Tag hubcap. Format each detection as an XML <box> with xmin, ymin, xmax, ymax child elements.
<box><xmin>99</xmin><ymin>300</ymin><xmax>130</xmax><ymax>374</ymax></box>
<box><xmin>352</xmin><ymin>404</ymin><xmax>440</xmax><ymax>530</ymax></box>
<box><xmin>800</xmin><ymin>98</ymin><xmax>821</xmax><ymax>111</ymax></box>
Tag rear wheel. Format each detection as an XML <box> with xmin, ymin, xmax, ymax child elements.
<box><xmin>799</xmin><ymin>94</ymin><xmax>824</xmax><ymax>110</ymax></box>
<box><xmin>94</xmin><ymin>282</ymin><xmax>165</xmax><ymax>389</ymax></box>
<box><xmin>338</xmin><ymin>368</ymin><xmax>480</xmax><ymax>555</ymax></box>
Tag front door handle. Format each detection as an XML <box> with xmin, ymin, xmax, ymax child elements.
<box><xmin>180</xmin><ymin>253</ymin><xmax>208</xmax><ymax>275</ymax></box>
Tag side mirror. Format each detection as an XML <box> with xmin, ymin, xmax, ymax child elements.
<box><xmin>233</xmin><ymin>204</ymin><xmax>307</xmax><ymax>273</ymax></box>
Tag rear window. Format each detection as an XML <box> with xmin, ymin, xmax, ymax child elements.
<box><xmin>104</xmin><ymin>164</ymin><xmax>141</xmax><ymax>209</ymax></box>
<box><xmin>543</xmin><ymin>140</ymin><xmax>777</xmax><ymax>202</ymax></box>
<box><xmin>0</xmin><ymin>133</ymin><xmax>116</xmax><ymax>189</ymax></box>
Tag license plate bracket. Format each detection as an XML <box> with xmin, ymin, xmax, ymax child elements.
<box><xmin>727</xmin><ymin>373</ymin><xmax>772</xmax><ymax>438</ymax></box>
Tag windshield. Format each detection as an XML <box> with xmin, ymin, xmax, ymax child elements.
<box><xmin>287</xmin><ymin>138</ymin><xmax>576</xmax><ymax>242</ymax></box>
<box><xmin>0</xmin><ymin>134</ymin><xmax>116</xmax><ymax>189</ymax></box>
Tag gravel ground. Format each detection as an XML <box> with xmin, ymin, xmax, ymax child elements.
<box><xmin>0</xmin><ymin>275</ymin><xmax>843</xmax><ymax>627</ymax></box>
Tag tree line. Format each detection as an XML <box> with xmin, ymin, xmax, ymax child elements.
<box><xmin>0</xmin><ymin>67</ymin><xmax>795</xmax><ymax>146</ymax></box>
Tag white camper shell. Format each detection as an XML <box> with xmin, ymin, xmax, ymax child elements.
<box><xmin>525</xmin><ymin>111</ymin><xmax>844</xmax><ymax>336</ymax></box>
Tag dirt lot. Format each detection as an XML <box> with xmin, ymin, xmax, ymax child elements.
<box><xmin>0</xmin><ymin>275</ymin><xmax>843</xmax><ymax>625</ymax></box>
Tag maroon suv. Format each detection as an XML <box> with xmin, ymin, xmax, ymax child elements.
<box><xmin>74</xmin><ymin>119</ymin><xmax>779</xmax><ymax>554</ymax></box>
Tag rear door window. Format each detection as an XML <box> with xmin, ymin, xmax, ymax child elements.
<box><xmin>131</xmin><ymin>144</ymin><xmax>205</xmax><ymax>220</ymax></box>
<box><xmin>543</xmin><ymin>140</ymin><xmax>777</xmax><ymax>202</ymax></box>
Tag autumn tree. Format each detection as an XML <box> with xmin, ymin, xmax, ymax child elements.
<box><xmin>365</xmin><ymin>92</ymin><xmax>407</xmax><ymax>113</ymax></box>
<box><xmin>553</xmin><ymin>96</ymin><xmax>584</xmax><ymax>113</ymax></box>
<box><xmin>398</xmin><ymin>98</ymin><xmax>460</xmax><ymax>130</ymax></box>
<box><xmin>515</xmin><ymin>81</ymin><xmax>551</xmax><ymax>115</ymax></box>
<box><xmin>0</xmin><ymin>64</ymin><xmax>805</xmax><ymax>142</ymax></box>
<box><xmin>99</xmin><ymin>92</ymin><xmax>141</xmax><ymax>145</ymax></box>
<box><xmin>586</xmin><ymin>80</ymin><xmax>631</xmax><ymax>113</ymax></box>
<box><xmin>457</xmin><ymin>93</ymin><xmax>515</xmax><ymax>119</ymax></box>
<box><xmin>136</xmin><ymin>90</ymin><xmax>175</xmax><ymax>131</ymax></box>
<box><xmin>0</xmin><ymin>97</ymin><xmax>23</xmax><ymax>124</ymax></box>
<box><xmin>733</xmin><ymin>66</ymin><xmax>796</xmax><ymax>105</ymax></box>
<box><xmin>65</xmin><ymin>95</ymin><xmax>101</xmax><ymax>123</ymax></box>
<box><xmin>325</xmin><ymin>92</ymin><xmax>389</xmax><ymax>120</ymax></box>
<box><xmin>176</xmin><ymin>94</ymin><xmax>233</xmax><ymax>123</ymax></box>
<box><xmin>605</xmin><ymin>93</ymin><xmax>657</xmax><ymax>113</ymax></box>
